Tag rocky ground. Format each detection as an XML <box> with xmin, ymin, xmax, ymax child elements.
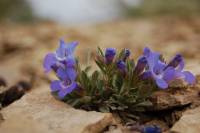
<box><xmin>0</xmin><ymin>17</ymin><xmax>200</xmax><ymax>133</ymax></box>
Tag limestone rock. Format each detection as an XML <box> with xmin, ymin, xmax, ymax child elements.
<box><xmin>171</xmin><ymin>107</ymin><xmax>200</xmax><ymax>133</ymax></box>
<box><xmin>148</xmin><ymin>88</ymin><xmax>199</xmax><ymax>111</ymax></box>
<box><xmin>0</xmin><ymin>115</ymin><xmax>54</xmax><ymax>133</ymax></box>
<box><xmin>0</xmin><ymin>85</ymin><xmax>114</xmax><ymax>133</ymax></box>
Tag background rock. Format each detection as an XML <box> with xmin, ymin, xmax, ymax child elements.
<box><xmin>171</xmin><ymin>107</ymin><xmax>200</xmax><ymax>133</ymax></box>
<box><xmin>0</xmin><ymin>85</ymin><xmax>114</xmax><ymax>133</ymax></box>
<box><xmin>148</xmin><ymin>88</ymin><xmax>200</xmax><ymax>111</ymax></box>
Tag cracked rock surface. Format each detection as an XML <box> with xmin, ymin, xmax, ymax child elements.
<box><xmin>0</xmin><ymin>85</ymin><xmax>114</xmax><ymax>133</ymax></box>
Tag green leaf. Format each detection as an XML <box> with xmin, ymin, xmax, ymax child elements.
<box><xmin>117</xmin><ymin>49</ymin><xmax>125</xmax><ymax>59</ymax></box>
<box><xmin>70</xmin><ymin>99</ymin><xmax>81</xmax><ymax>107</ymax></box>
<box><xmin>99</xmin><ymin>105</ymin><xmax>110</xmax><ymax>113</ymax></box>
<box><xmin>81</xmin><ymin>96</ymin><xmax>92</xmax><ymax>103</ymax></box>
<box><xmin>96</xmin><ymin>80</ymin><xmax>104</xmax><ymax>94</ymax></box>
<box><xmin>97</xmin><ymin>47</ymin><xmax>104</xmax><ymax>57</ymax></box>
<box><xmin>112</xmin><ymin>74</ymin><xmax>123</xmax><ymax>90</ymax></box>
<box><xmin>136</xmin><ymin>100</ymin><xmax>153</xmax><ymax>107</ymax></box>
<box><xmin>127</xmin><ymin>59</ymin><xmax>135</xmax><ymax>72</ymax></box>
<box><xmin>95</xmin><ymin>60</ymin><xmax>106</xmax><ymax>74</ymax></box>
<box><xmin>84</xmin><ymin>66</ymin><xmax>92</xmax><ymax>73</ymax></box>
<box><xmin>91</xmin><ymin>70</ymin><xmax>99</xmax><ymax>81</ymax></box>
<box><xmin>80</xmin><ymin>71</ymin><xmax>91</xmax><ymax>91</ymax></box>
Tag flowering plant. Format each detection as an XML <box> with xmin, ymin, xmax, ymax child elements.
<box><xmin>43</xmin><ymin>39</ymin><xmax>195</xmax><ymax>121</ymax></box>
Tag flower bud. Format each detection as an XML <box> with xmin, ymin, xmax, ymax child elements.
<box><xmin>105</xmin><ymin>48</ymin><xmax>116</xmax><ymax>64</ymax></box>
<box><xmin>134</xmin><ymin>56</ymin><xmax>147</xmax><ymax>74</ymax></box>
<box><xmin>167</xmin><ymin>54</ymin><xmax>183</xmax><ymax>67</ymax></box>
<box><xmin>117</xmin><ymin>60</ymin><xmax>126</xmax><ymax>71</ymax></box>
<box><xmin>123</xmin><ymin>49</ymin><xmax>131</xmax><ymax>61</ymax></box>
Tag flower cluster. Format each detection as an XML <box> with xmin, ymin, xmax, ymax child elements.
<box><xmin>141</xmin><ymin>47</ymin><xmax>195</xmax><ymax>89</ymax></box>
<box><xmin>104</xmin><ymin>47</ymin><xmax>195</xmax><ymax>89</ymax></box>
<box><xmin>43</xmin><ymin>39</ymin><xmax>78</xmax><ymax>99</ymax></box>
<box><xmin>43</xmin><ymin>39</ymin><xmax>196</xmax><ymax>107</ymax></box>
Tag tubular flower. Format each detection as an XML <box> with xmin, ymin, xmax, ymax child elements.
<box><xmin>142</xmin><ymin>47</ymin><xmax>195</xmax><ymax>89</ymax></box>
<box><xmin>134</xmin><ymin>56</ymin><xmax>147</xmax><ymax>75</ymax></box>
<box><xmin>117</xmin><ymin>60</ymin><xmax>126</xmax><ymax>72</ymax></box>
<box><xmin>105</xmin><ymin>48</ymin><xmax>116</xmax><ymax>64</ymax></box>
<box><xmin>167</xmin><ymin>54</ymin><xmax>196</xmax><ymax>85</ymax></box>
<box><xmin>43</xmin><ymin>39</ymin><xmax>78</xmax><ymax>73</ymax></box>
<box><xmin>123</xmin><ymin>48</ymin><xmax>131</xmax><ymax>61</ymax></box>
<box><xmin>141</xmin><ymin>125</ymin><xmax>161</xmax><ymax>133</ymax></box>
<box><xmin>43</xmin><ymin>39</ymin><xmax>78</xmax><ymax>99</ymax></box>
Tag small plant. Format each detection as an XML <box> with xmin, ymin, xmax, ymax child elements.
<box><xmin>43</xmin><ymin>39</ymin><xmax>195</xmax><ymax>121</ymax></box>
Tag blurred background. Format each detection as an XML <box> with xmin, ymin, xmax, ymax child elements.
<box><xmin>1</xmin><ymin>0</ymin><xmax>200</xmax><ymax>23</ymax></box>
<box><xmin>0</xmin><ymin>0</ymin><xmax>200</xmax><ymax>85</ymax></box>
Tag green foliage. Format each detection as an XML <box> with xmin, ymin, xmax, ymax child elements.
<box><xmin>0</xmin><ymin>0</ymin><xmax>34</xmax><ymax>22</ymax></box>
<box><xmin>126</xmin><ymin>0</ymin><xmax>200</xmax><ymax>17</ymax></box>
<box><xmin>62</xmin><ymin>48</ymin><xmax>158</xmax><ymax>122</ymax></box>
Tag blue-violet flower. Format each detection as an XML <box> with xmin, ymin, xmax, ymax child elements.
<box><xmin>134</xmin><ymin>56</ymin><xmax>147</xmax><ymax>75</ymax></box>
<box><xmin>105</xmin><ymin>48</ymin><xmax>116</xmax><ymax>64</ymax></box>
<box><xmin>141</xmin><ymin>125</ymin><xmax>161</xmax><ymax>133</ymax></box>
<box><xmin>117</xmin><ymin>60</ymin><xmax>126</xmax><ymax>72</ymax></box>
<box><xmin>142</xmin><ymin>47</ymin><xmax>195</xmax><ymax>89</ymax></box>
<box><xmin>123</xmin><ymin>48</ymin><xmax>131</xmax><ymax>61</ymax></box>
<box><xmin>43</xmin><ymin>39</ymin><xmax>78</xmax><ymax>99</ymax></box>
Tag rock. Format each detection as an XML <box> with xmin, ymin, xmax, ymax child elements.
<box><xmin>0</xmin><ymin>85</ymin><xmax>114</xmax><ymax>133</ymax></box>
<box><xmin>0</xmin><ymin>115</ymin><xmax>54</xmax><ymax>133</ymax></box>
<box><xmin>0</xmin><ymin>81</ymin><xmax>31</xmax><ymax>107</ymax></box>
<box><xmin>0</xmin><ymin>113</ymin><xmax>4</xmax><ymax>124</ymax></box>
<box><xmin>148</xmin><ymin>88</ymin><xmax>200</xmax><ymax>111</ymax></box>
<box><xmin>171</xmin><ymin>106</ymin><xmax>200</xmax><ymax>133</ymax></box>
<box><xmin>0</xmin><ymin>56</ymin><xmax>33</xmax><ymax>86</ymax></box>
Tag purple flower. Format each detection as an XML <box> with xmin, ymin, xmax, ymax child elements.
<box><xmin>123</xmin><ymin>49</ymin><xmax>131</xmax><ymax>61</ymax></box>
<box><xmin>43</xmin><ymin>39</ymin><xmax>78</xmax><ymax>99</ymax></box>
<box><xmin>167</xmin><ymin>54</ymin><xmax>196</xmax><ymax>85</ymax></box>
<box><xmin>134</xmin><ymin>56</ymin><xmax>147</xmax><ymax>74</ymax></box>
<box><xmin>166</xmin><ymin>54</ymin><xmax>184</xmax><ymax>69</ymax></box>
<box><xmin>51</xmin><ymin>62</ymin><xmax>77</xmax><ymax>99</ymax></box>
<box><xmin>141</xmin><ymin>125</ymin><xmax>161</xmax><ymax>133</ymax></box>
<box><xmin>105</xmin><ymin>48</ymin><xmax>116</xmax><ymax>63</ymax></box>
<box><xmin>142</xmin><ymin>47</ymin><xmax>169</xmax><ymax>89</ymax></box>
<box><xmin>117</xmin><ymin>60</ymin><xmax>126</xmax><ymax>72</ymax></box>
<box><xmin>43</xmin><ymin>39</ymin><xmax>78</xmax><ymax>73</ymax></box>
<box><xmin>51</xmin><ymin>80</ymin><xmax>77</xmax><ymax>99</ymax></box>
<box><xmin>142</xmin><ymin>47</ymin><xmax>195</xmax><ymax>89</ymax></box>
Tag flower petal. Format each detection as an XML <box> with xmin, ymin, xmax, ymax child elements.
<box><xmin>66</xmin><ymin>68</ymin><xmax>77</xmax><ymax>81</ymax></box>
<box><xmin>56</xmin><ymin>39</ymin><xmax>66</xmax><ymax>59</ymax></box>
<box><xmin>174</xmin><ymin>70</ymin><xmax>185</xmax><ymax>80</ymax></box>
<box><xmin>43</xmin><ymin>53</ymin><xmax>57</xmax><ymax>73</ymax></box>
<box><xmin>58</xmin><ymin>82</ymin><xmax>77</xmax><ymax>99</ymax></box>
<box><xmin>163</xmin><ymin>67</ymin><xmax>175</xmax><ymax>82</ymax></box>
<box><xmin>57</xmin><ymin>68</ymin><xmax>67</xmax><ymax>80</ymax></box>
<box><xmin>140</xmin><ymin>71</ymin><xmax>152</xmax><ymax>79</ymax></box>
<box><xmin>65</xmin><ymin>41</ymin><xmax>78</xmax><ymax>56</ymax></box>
<box><xmin>183</xmin><ymin>71</ymin><xmax>196</xmax><ymax>84</ymax></box>
<box><xmin>156</xmin><ymin>78</ymin><xmax>168</xmax><ymax>89</ymax></box>
<box><xmin>145</xmin><ymin>50</ymin><xmax>160</xmax><ymax>71</ymax></box>
<box><xmin>143</xmin><ymin>47</ymin><xmax>151</xmax><ymax>57</ymax></box>
<box><xmin>167</xmin><ymin>54</ymin><xmax>185</xmax><ymax>71</ymax></box>
<box><xmin>178</xmin><ymin>60</ymin><xmax>185</xmax><ymax>71</ymax></box>
<box><xmin>50</xmin><ymin>80</ymin><xmax>62</xmax><ymax>92</ymax></box>
<box><xmin>57</xmin><ymin>67</ymin><xmax>77</xmax><ymax>81</ymax></box>
<box><xmin>153</xmin><ymin>60</ymin><xmax>166</xmax><ymax>74</ymax></box>
<box><xmin>65</xmin><ymin>56</ymin><xmax>76</xmax><ymax>67</ymax></box>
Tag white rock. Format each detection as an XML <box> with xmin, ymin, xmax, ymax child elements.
<box><xmin>171</xmin><ymin>107</ymin><xmax>200</xmax><ymax>133</ymax></box>
<box><xmin>1</xmin><ymin>84</ymin><xmax>114</xmax><ymax>133</ymax></box>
